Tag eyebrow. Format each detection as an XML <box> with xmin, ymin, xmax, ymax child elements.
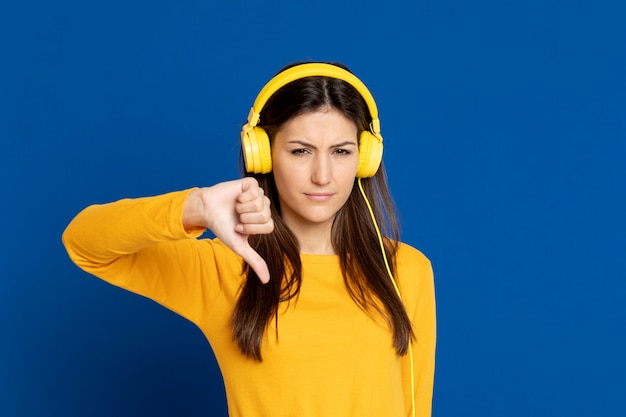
<box><xmin>286</xmin><ymin>140</ymin><xmax>357</xmax><ymax>150</ymax></box>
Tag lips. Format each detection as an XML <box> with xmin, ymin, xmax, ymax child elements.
<box><xmin>304</xmin><ymin>193</ymin><xmax>334</xmax><ymax>202</ymax></box>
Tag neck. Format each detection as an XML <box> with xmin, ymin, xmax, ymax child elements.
<box><xmin>289</xmin><ymin>222</ymin><xmax>335</xmax><ymax>255</ymax></box>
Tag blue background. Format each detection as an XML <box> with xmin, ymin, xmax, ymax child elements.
<box><xmin>2</xmin><ymin>0</ymin><xmax>625</xmax><ymax>416</ymax></box>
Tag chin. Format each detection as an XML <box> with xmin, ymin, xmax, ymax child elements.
<box><xmin>294</xmin><ymin>210</ymin><xmax>339</xmax><ymax>227</ymax></box>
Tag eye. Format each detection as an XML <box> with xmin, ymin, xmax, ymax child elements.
<box><xmin>334</xmin><ymin>148</ymin><xmax>353</xmax><ymax>155</ymax></box>
<box><xmin>290</xmin><ymin>148</ymin><xmax>310</xmax><ymax>156</ymax></box>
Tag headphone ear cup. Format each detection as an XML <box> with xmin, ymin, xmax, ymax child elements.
<box><xmin>241</xmin><ymin>126</ymin><xmax>272</xmax><ymax>174</ymax></box>
<box><xmin>356</xmin><ymin>131</ymin><xmax>383</xmax><ymax>178</ymax></box>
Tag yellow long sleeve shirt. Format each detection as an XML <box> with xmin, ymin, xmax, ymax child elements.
<box><xmin>62</xmin><ymin>189</ymin><xmax>436</xmax><ymax>417</ymax></box>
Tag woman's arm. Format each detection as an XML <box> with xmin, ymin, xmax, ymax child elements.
<box><xmin>397</xmin><ymin>245</ymin><xmax>437</xmax><ymax>417</ymax></box>
<box><xmin>62</xmin><ymin>178</ymin><xmax>273</xmax><ymax>323</ymax></box>
<box><xmin>410</xmin><ymin>263</ymin><xmax>437</xmax><ymax>417</ymax></box>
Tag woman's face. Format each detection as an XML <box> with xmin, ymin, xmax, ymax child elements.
<box><xmin>271</xmin><ymin>107</ymin><xmax>359</xmax><ymax>236</ymax></box>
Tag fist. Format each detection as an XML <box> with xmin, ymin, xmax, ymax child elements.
<box><xmin>202</xmin><ymin>177</ymin><xmax>274</xmax><ymax>283</ymax></box>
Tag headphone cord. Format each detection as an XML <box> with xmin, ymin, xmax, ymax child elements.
<box><xmin>358</xmin><ymin>178</ymin><xmax>416</xmax><ymax>417</ymax></box>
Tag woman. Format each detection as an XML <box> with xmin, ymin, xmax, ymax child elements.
<box><xmin>63</xmin><ymin>62</ymin><xmax>436</xmax><ymax>417</ymax></box>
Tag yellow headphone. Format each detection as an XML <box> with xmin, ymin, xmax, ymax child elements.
<box><xmin>240</xmin><ymin>63</ymin><xmax>384</xmax><ymax>178</ymax></box>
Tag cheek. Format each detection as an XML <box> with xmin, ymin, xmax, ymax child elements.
<box><xmin>272</xmin><ymin>164</ymin><xmax>296</xmax><ymax>199</ymax></box>
<box><xmin>340</xmin><ymin>161</ymin><xmax>359</xmax><ymax>187</ymax></box>
<box><xmin>338</xmin><ymin>173</ymin><xmax>357</xmax><ymax>199</ymax></box>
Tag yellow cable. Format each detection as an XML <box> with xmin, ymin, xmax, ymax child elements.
<box><xmin>358</xmin><ymin>178</ymin><xmax>416</xmax><ymax>417</ymax></box>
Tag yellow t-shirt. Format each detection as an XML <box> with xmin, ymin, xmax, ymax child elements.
<box><xmin>63</xmin><ymin>189</ymin><xmax>436</xmax><ymax>417</ymax></box>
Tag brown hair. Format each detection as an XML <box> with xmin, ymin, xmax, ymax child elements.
<box><xmin>230</xmin><ymin>62</ymin><xmax>413</xmax><ymax>361</ymax></box>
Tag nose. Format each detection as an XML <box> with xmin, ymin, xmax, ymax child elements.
<box><xmin>311</xmin><ymin>154</ymin><xmax>332</xmax><ymax>185</ymax></box>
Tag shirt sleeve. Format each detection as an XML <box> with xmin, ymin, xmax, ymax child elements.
<box><xmin>61</xmin><ymin>189</ymin><xmax>237</xmax><ymax>326</ymax></box>
<box><xmin>398</xmin><ymin>244</ymin><xmax>437</xmax><ymax>417</ymax></box>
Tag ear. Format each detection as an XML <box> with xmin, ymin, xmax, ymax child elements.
<box><xmin>241</xmin><ymin>126</ymin><xmax>272</xmax><ymax>174</ymax></box>
<box><xmin>356</xmin><ymin>131</ymin><xmax>383</xmax><ymax>178</ymax></box>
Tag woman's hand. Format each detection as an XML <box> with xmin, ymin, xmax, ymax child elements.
<box><xmin>183</xmin><ymin>178</ymin><xmax>274</xmax><ymax>283</ymax></box>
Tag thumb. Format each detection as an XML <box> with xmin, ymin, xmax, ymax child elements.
<box><xmin>237</xmin><ymin>242</ymin><xmax>270</xmax><ymax>284</ymax></box>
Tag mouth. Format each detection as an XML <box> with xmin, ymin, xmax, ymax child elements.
<box><xmin>304</xmin><ymin>193</ymin><xmax>335</xmax><ymax>202</ymax></box>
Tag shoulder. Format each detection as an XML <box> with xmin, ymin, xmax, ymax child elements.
<box><xmin>394</xmin><ymin>242</ymin><xmax>434</xmax><ymax>296</ymax></box>
<box><xmin>396</xmin><ymin>242</ymin><xmax>432</xmax><ymax>273</ymax></box>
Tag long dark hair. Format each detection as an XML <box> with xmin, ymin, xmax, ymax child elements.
<box><xmin>230</xmin><ymin>62</ymin><xmax>413</xmax><ymax>361</ymax></box>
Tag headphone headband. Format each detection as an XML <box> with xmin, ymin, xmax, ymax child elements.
<box><xmin>246</xmin><ymin>63</ymin><xmax>380</xmax><ymax>135</ymax></box>
<box><xmin>241</xmin><ymin>62</ymin><xmax>384</xmax><ymax>178</ymax></box>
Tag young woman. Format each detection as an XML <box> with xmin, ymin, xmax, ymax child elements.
<box><xmin>62</xmin><ymin>62</ymin><xmax>436</xmax><ymax>417</ymax></box>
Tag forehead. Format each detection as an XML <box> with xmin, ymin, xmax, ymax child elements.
<box><xmin>278</xmin><ymin>108</ymin><xmax>358</xmax><ymax>138</ymax></box>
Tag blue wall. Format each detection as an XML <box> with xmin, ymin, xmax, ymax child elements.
<box><xmin>2</xmin><ymin>1</ymin><xmax>625</xmax><ymax>416</ymax></box>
